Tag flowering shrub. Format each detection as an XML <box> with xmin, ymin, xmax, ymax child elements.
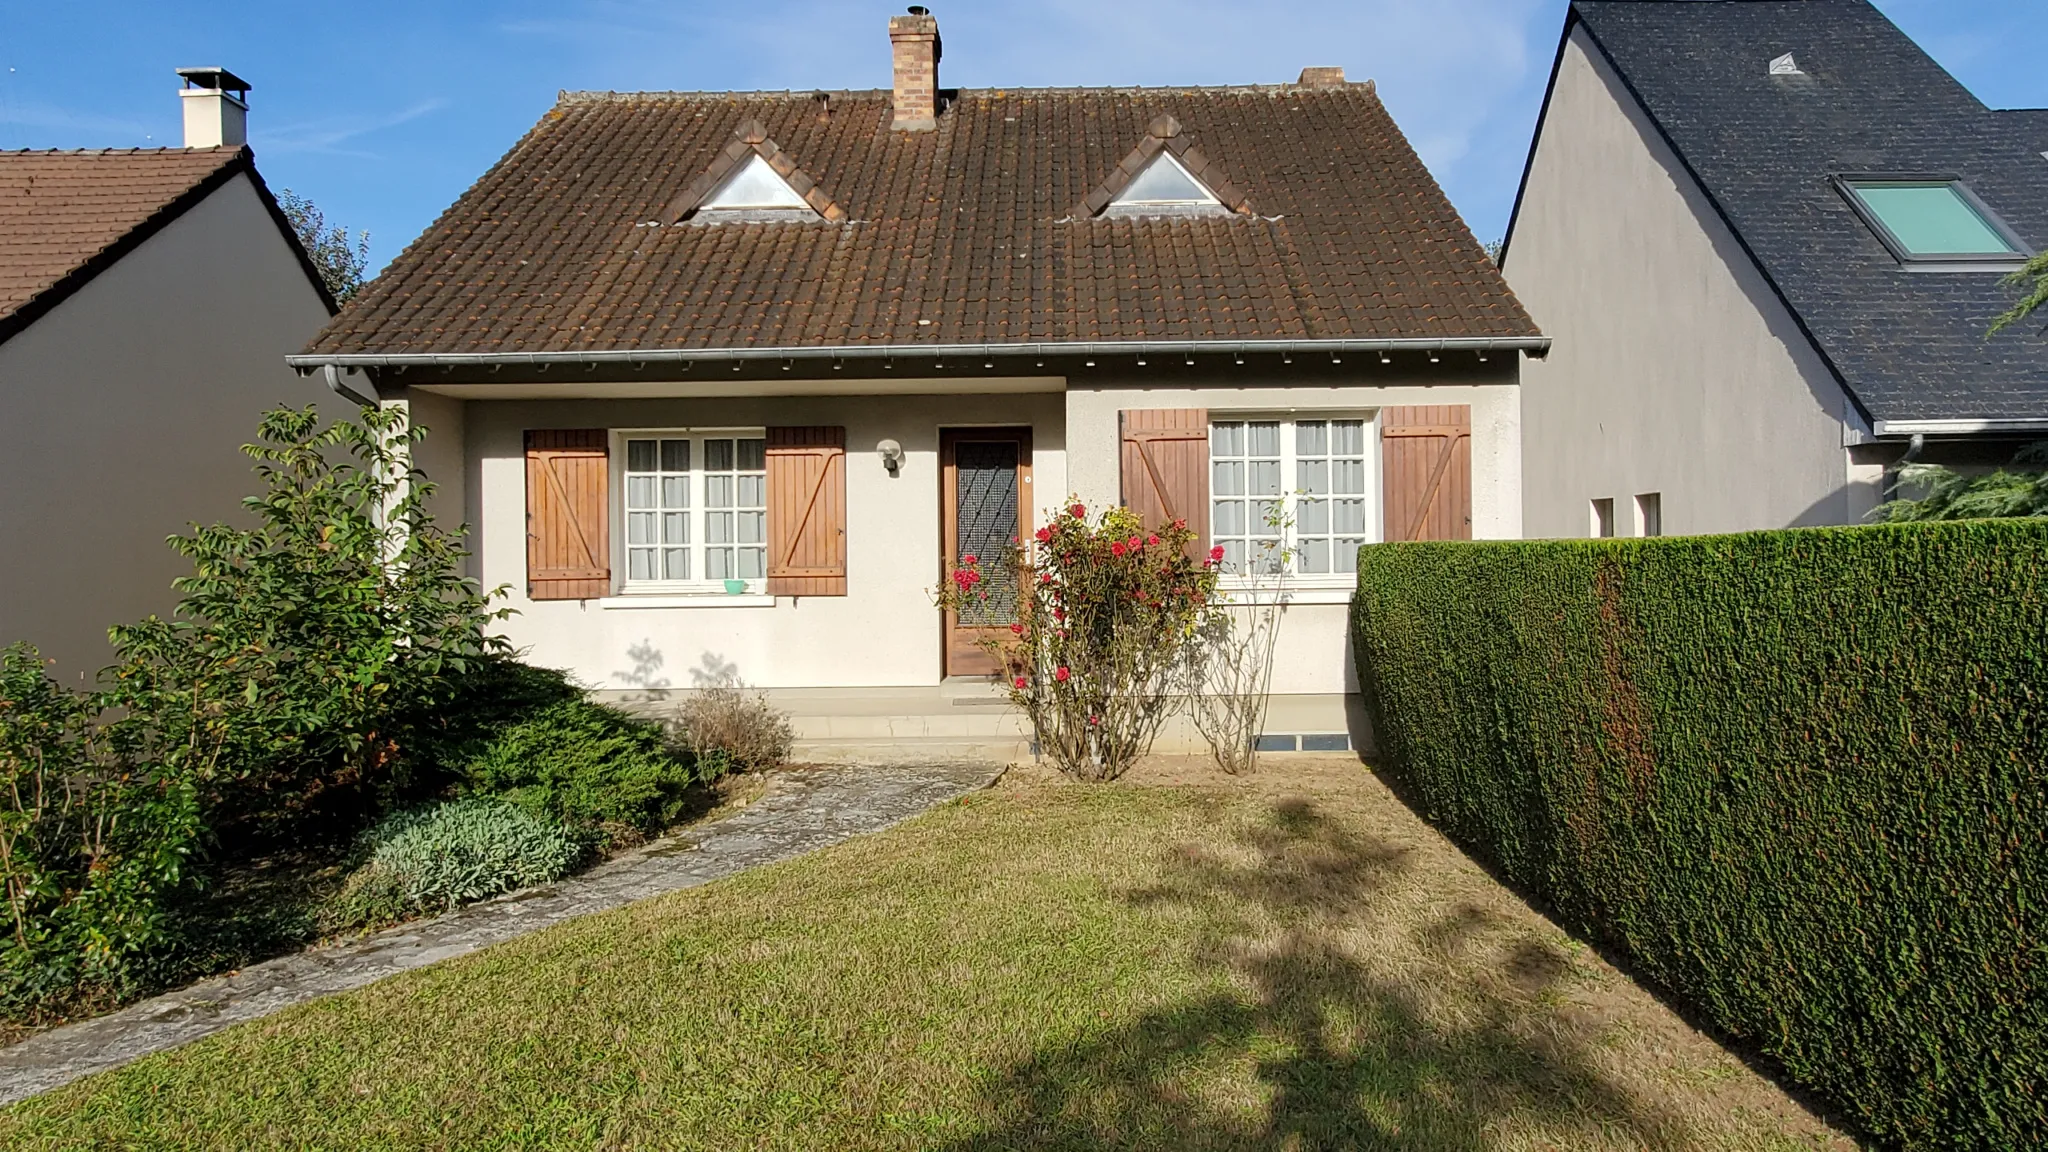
<box><xmin>938</xmin><ymin>501</ymin><xmax>1217</xmax><ymax>780</ymax></box>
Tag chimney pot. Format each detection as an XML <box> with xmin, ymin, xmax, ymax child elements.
<box><xmin>1296</xmin><ymin>66</ymin><xmax>1347</xmax><ymax>88</ymax></box>
<box><xmin>176</xmin><ymin>66</ymin><xmax>250</xmax><ymax>148</ymax></box>
<box><xmin>888</xmin><ymin>7</ymin><xmax>942</xmax><ymax>132</ymax></box>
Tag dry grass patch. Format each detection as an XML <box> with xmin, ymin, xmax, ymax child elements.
<box><xmin>1</xmin><ymin>757</ymin><xmax>1851</xmax><ymax>1150</ymax></box>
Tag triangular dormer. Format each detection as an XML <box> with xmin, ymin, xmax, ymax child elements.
<box><xmin>1081</xmin><ymin>114</ymin><xmax>1249</xmax><ymax>219</ymax></box>
<box><xmin>665</xmin><ymin>120</ymin><xmax>844</xmax><ymax>224</ymax></box>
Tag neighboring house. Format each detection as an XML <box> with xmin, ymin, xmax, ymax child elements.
<box><xmin>0</xmin><ymin>69</ymin><xmax>335</xmax><ymax>679</ymax></box>
<box><xmin>289</xmin><ymin>10</ymin><xmax>1544</xmax><ymax>757</ymax></box>
<box><xmin>1504</xmin><ymin>0</ymin><xmax>2048</xmax><ymax>539</ymax></box>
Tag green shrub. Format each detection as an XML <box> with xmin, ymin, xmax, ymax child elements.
<box><xmin>462</xmin><ymin>699</ymin><xmax>704</xmax><ymax>843</ymax></box>
<box><xmin>1350</xmin><ymin>522</ymin><xmax>2047</xmax><ymax>1149</ymax></box>
<box><xmin>0</xmin><ymin>645</ymin><xmax>203</xmax><ymax>1017</ymax></box>
<box><xmin>324</xmin><ymin>799</ymin><xmax>580</xmax><ymax>929</ymax></box>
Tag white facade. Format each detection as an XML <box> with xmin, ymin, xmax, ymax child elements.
<box><xmin>1506</xmin><ymin>28</ymin><xmax>1881</xmax><ymax>539</ymax></box>
<box><xmin>0</xmin><ymin>173</ymin><xmax>333</xmax><ymax>679</ymax></box>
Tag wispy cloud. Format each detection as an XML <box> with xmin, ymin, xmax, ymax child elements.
<box><xmin>0</xmin><ymin>98</ymin><xmax>155</xmax><ymax>147</ymax></box>
<box><xmin>256</xmin><ymin>97</ymin><xmax>449</xmax><ymax>158</ymax></box>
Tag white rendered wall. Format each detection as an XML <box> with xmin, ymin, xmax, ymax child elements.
<box><xmin>465</xmin><ymin>391</ymin><xmax>1067</xmax><ymax>690</ymax></box>
<box><xmin>1507</xmin><ymin>30</ymin><xmax>1868</xmax><ymax>538</ymax></box>
<box><xmin>0</xmin><ymin>174</ymin><xmax>332</xmax><ymax>680</ymax></box>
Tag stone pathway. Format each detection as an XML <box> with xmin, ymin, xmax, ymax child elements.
<box><xmin>0</xmin><ymin>760</ymin><xmax>1002</xmax><ymax>1106</ymax></box>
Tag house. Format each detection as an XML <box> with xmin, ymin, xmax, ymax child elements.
<box><xmin>289</xmin><ymin>9</ymin><xmax>1545</xmax><ymax>757</ymax></box>
<box><xmin>1504</xmin><ymin>0</ymin><xmax>2048</xmax><ymax>538</ymax></box>
<box><xmin>0</xmin><ymin>69</ymin><xmax>335</xmax><ymax>679</ymax></box>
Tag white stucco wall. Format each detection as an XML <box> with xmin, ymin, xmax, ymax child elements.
<box><xmin>0</xmin><ymin>173</ymin><xmax>332</xmax><ymax>679</ymax></box>
<box><xmin>465</xmin><ymin>391</ymin><xmax>1068</xmax><ymax>690</ymax></box>
<box><xmin>1507</xmin><ymin>29</ymin><xmax>1871</xmax><ymax>539</ymax></box>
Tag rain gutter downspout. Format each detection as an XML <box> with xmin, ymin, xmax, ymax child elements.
<box><xmin>322</xmin><ymin>363</ymin><xmax>377</xmax><ymax>407</ymax></box>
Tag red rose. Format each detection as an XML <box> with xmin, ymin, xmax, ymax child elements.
<box><xmin>1010</xmin><ymin>623</ymin><xmax>1024</xmax><ymax>634</ymax></box>
<box><xmin>1146</xmin><ymin>534</ymin><xmax>1160</xmax><ymax>546</ymax></box>
<box><xmin>1110</xmin><ymin>541</ymin><xmax>1127</xmax><ymax>557</ymax></box>
<box><xmin>1069</xmin><ymin>503</ymin><xmax>1086</xmax><ymax>518</ymax></box>
<box><xmin>1055</xmin><ymin>666</ymin><xmax>1071</xmax><ymax>682</ymax></box>
<box><xmin>1035</xmin><ymin>526</ymin><xmax>1052</xmax><ymax>543</ymax></box>
<box><xmin>1013</xmin><ymin>676</ymin><xmax>1027</xmax><ymax>689</ymax></box>
<box><xmin>1172</xmin><ymin>518</ymin><xmax>1186</xmax><ymax>530</ymax></box>
<box><xmin>1088</xmin><ymin>714</ymin><xmax>1101</xmax><ymax>726</ymax></box>
<box><xmin>961</xmin><ymin>553</ymin><xmax>977</xmax><ymax>565</ymax></box>
<box><xmin>1209</xmin><ymin>545</ymin><xmax>1226</xmax><ymax>562</ymax></box>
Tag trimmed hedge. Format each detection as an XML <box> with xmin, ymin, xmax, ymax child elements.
<box><xmin>1350</xmin><ymin>521</ymin><xmax>2046</xmax><ymax>1149</ymax></box>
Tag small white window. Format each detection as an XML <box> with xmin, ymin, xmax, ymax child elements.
<box><xmin>1634</xmin><ymin>492</ymin><xmax>1662</xmax><ymax>538</ymax></box>
<box><xmin>1591</xmin><ymin>497</ymin><xmax>1615</xmax><ymax>539</ymax></box>
<box><xmin>699</xmin><ymin>153</ymin><xmax>812</xmax><ymax>213</ymax></box>
<box><xmin>619</xmin><ymin>430</ymin><xmax>767</xmax><ymax>592</ymax></box>
<box><xmin>1106</xmin><ymin>152</ymin><xmax>1226</xmax><ymax>216</ymax></box>
<box><xmin>1210</xmin><ymin>415</ymin><xmax>1376</xmax><ymax>583</ymax></box>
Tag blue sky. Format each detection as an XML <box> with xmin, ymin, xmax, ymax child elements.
<box><xmin>3</xmin><ymin>0</ymin><xmax>2041</xmax><ymax>273</ymax></box>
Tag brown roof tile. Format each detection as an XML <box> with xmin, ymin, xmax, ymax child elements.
<box><xmin>0</xmin><ymin>147</ymin><xmax>255</xmax><ymax>341</ymax></box>
<box><xmin>309</xmin><ymin>84</ymin><xmax>1538</xmax><ymax>357</ymax></box>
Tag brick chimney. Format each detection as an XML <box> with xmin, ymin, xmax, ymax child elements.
<box><xmin>1296</xmin><ymin>66</ymin><xmax>1346</xmax><ymax>88</ymax></box>
<box><xmin>889</xmin><ymin>6</ymin><xmax>941</xmax><ymax>132</ymax></box>
<box><xmin>176</xmin><ymin>67</ymin><xmax>250</xmax><ymax>148</ymax></box>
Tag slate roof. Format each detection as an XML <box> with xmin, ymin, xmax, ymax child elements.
<box><xmin>302</xmin><ymin>85</ymin><xmax>1539</xmax><ymax>360</ymax></box>
<box><xmin>1563</xmin><ymin>0</ymin><xmax>2048</xmax><ymax>425</ymax></box>
<box><xmin>0</xmin><ymin>146</ymin><xmax>330</xmax><ymax>347</ymax></box>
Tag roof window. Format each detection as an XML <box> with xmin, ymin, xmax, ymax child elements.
<box><xmin>699</xmin><ymin>153</ymin><xmax>814</xmax><ymax>215</ymax></box>
<box><xmin>1106</xmin><ymin>153</ymin><xmax>1225</xmax><ymax>215</ymax></box>
<box><xmin>664</xmin><ymin>120</ymin><xmax>845</xmax><ymax>225</ymax></box>
<box><xmin>1840</xmin><ymin>179</ymin><xmax>2028</xmax><ymax>268</ymax></box>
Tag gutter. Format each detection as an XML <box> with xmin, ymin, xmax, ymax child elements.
<box><xmin>1872</xmin><ymin>418</ymin><xmax>2048</xmax><ymax>437</ymax></box>
<box><xmin>322</xmin><ymin>363</ymin><xmax>377</xmax><ymax>407</ymax></box>
<box><xmin>288</xmin><ymin>335</ymin><xmax>1551</xmax><ymax>373</ymax></box>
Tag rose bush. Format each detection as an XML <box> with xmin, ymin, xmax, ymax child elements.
<box><xmin>938</xmin><ymin>501</ymin><xmax>1216</xmax><ymax>781</ymax></box>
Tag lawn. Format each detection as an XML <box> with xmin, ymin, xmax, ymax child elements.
<box><xmin>1</xmin><ymin>759</ymin><xmax>1848</xmax><ymax>1150</ymax></box>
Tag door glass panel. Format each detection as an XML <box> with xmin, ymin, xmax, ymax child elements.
<box><xmin>955</xmin><ymin>440</ymin><xmax>1020</xmax><ymax>627</ymax></box>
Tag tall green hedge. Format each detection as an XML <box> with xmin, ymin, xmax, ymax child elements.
<box><xmin>1350</xmin><ymin>521</ymin><xmax>2045</xmax><ymax>1150</ymax></box>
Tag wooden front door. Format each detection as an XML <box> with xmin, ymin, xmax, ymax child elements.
<box><xmin>941</xmin><ymin>428</ymin><xmax>1033</xmax><ymax>677</ymax></box>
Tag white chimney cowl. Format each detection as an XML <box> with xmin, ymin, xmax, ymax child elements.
<box><xmin>176</xmin><ymin>67</ymin><xmax>251</xmax><ymax>148</ymax></box>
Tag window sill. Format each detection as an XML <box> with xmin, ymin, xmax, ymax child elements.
<box><xmin>1213</xmin><ymin>584</ymin><xmax>1355</xmax><ymax>606</ymax></box>
<box><xmin>599</xmin><ymin>594</ymin><xmax>777</xmax><ymax>610</ymax></box>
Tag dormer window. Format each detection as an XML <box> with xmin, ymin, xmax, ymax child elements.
<box><xmin>1838</xmin><ymin>178</ymin><xmax>2029</xmax><ymax>269</ymax></box>
<box><xmin>698</xmin><ymin>153</ymin><xmax>815</xmax><ymax>216</ymax></box>
<box><xmin>1104</xmin><ymin>152</ymin><xmax>1227</xmax><ymax>217</ymax></box>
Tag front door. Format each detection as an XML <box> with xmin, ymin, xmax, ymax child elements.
<box><xmin>941</xmin><ymin>428</ymin><xmax>1033</xmax><ymax>677</ymax></box>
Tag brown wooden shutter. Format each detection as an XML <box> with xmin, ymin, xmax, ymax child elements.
<box><xmin>1119</xmin><ymin>408</ymin><xmax>1209</xmax><ymax>556</ymax></box>
<box><xmin>525</xmin><ymin>429</ymin><xmax>611</xmax><ymax>600</ymax></box>
<box><xmin>767</xmin><ymin>426</ymin><xmax>847</xmax><ymax>597</ymax></box>
<box><xmin>1381</xmin><ymin>405</ymin><xmax>1473</xmax><ymax>542</ymax></box>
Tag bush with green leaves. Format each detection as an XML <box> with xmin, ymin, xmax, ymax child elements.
<box><xmin>462</xmin><ymin>698</ymin><xmax>705</xmax><ymax>844</ymax></box>
<box><xmin>1351</xmin><ymin>521</ymin><xmax>2047</xmax><ymax>1148</ymax></box>
<box><xmin>0</xmin><ymin>645</ymin><xmax>203</xmax><ymax>1017</ymax></box>
<box><xmin>324</xmin><ymin>799</ymin><xmax>580</xmax><ymax>930</ymax></box>
<box><xmin>1873</xmin><ymin>439</ymin><xmax>2048</xmax><ymax>522</ymax></box>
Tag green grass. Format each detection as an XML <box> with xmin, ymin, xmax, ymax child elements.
<box><xmin>2</xmin><ymin>768</ymin><xmax>1846</xmax><ymax>1150</ymax></box>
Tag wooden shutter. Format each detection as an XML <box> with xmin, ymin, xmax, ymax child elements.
<box><xmin>767</xmin><ymin>426</ymin><xmax>847</xmax><ymax>597</ymax></box>
<box><xmin>1381</xmin><ymin>405</ymin><xmax>1472</xmax><ymax>542</ymax></box>
<box><xmin>525</xmin><ymin>429</ymin><xmax>611</xmax><ymax>600</ymax></box>
<box><xmin>1119</xmin><ymin>408</ymin><xmax>1209</xmax><ymax>556</ymax></box>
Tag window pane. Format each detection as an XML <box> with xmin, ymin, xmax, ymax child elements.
<box><xmin>661</xmin><ymin>439</ymin><xmax>691</xmax><ymax>472</ymax></box>
<box><xmin>1298</xmin><ymin>459</ymin><xmax>1329</xmax><ymax>496</ymax></box>
<box><xmin>1219</xmin><ymin>539</ymin><xmax>1244</xmax><ymax>571</ymax></box>
<box><xmin>1213</xmin><ymin>499</ymin><xmax>1245</xmax><ymax>536</ymax></box>
<box><xmin>663</xmin><ymin>511</ymin><xmax>689</xmax><ymax>545</ymax></box>
<box><xmin>1335</xmin><ymin>539</ymin><xmax>1364</xmax><ymax>574</ymax></box>
<box><xmin>662</xmin><ymin>476</ymin><xmax>690</xmax><ymax>508</ymax></box>
<box><xmin>663</xmin><ymin>548</ymin><xmax>690</xmax><ymax>580</ymax></box>
<box><xmin>706</xmin><ymin>475</ymin><xmax>734</xmax><ymax>508</ymax></box>
<box><xmin>1296</xmin><ymin>420</ymin><xmax>1327</xmax><ymax>455</ymax></box>
<box><xmin>1332</xmin><ymin>420</ymin><xmax>1365</xmax><ymax>455</ymax></box>
<box><xmin>627</xmin><ymin>512</ymin><xmax>655</xmax><ymax>545</ymax></box>
<box><xmin>1298</xmin><ymin>538</ymin><xmax>1330</xmax><ymax>574</ymax></box>
<box><xmin>708</xmin><ymin>512</ymin><xmax>733</xmax><ymax>544</ymax></box>
<box><xmin>627</xmin><ymin>439</ymin><xmax>657</xmax><ymax>472</ymax></box>
<box><xmin>1213</xmin><ymin>460</ymin><xmax>1243</xmax><ymax>497</ymax></box>
<box><xmin>1250</xmin><ymin>460</ymin><xmax>1281</xmax><ymax>496</ymax></box>
<box><xmin>1298</xmin><ymin>498</ymin><xmax>1329</xmax><ymax>534</ymax></box>
<box><xmin>739</xmin><ymin>548</ymin><xmax>765</xmax><ymax>579</ymax></box>
<box><xmin>738</xmin><ymin>511</ymin><xmax>765</xmax><ymax>545</ymax></box>
<box><xmin>707</xmin><ymin>548</ymin><xmax>732</xmax><ymax>579</ymax></box>
<box><xmin>628</xmin><ymin>549</ymin><xmax>654</xmax><ymax>581</ymax></box>
<box><xmin>705</xmin><ymin>439</ymin><xmax>735</xmax><ymax>471</ymax></box>
<box><xmin>737</xmin><ymin>474</ymin><xmax>765</xmax><ymax>507</ymax></box>
<box><xmin>1117</xmin><ymin>152</ymin><xmax>1215</xmax><ymax>204</ymax></box>
<box><xmin>1248</xmin><ymin>422</ymin><xmax>1280</xmax><ymax>456</ymax></box>
<box><xmin>1212</xmin><ymin>421</ymin><xmax>1243</xmax><ymax>456</ymax></box>
<box><xmin>626</xmin><ymin>476</ymin><xmax>655</xmax><ymax>509</ymax></box>
<box><xmin>738</xmin><ymin>439</ymin><xmax>766</xmax><ymax>471</ymax></box>
<box><xmin>1255</xmin><ymin>499</ymin><xmax>1283</xmax><ymax>531</ymax></box>
<box><xmin>1334</xmin><ymin>499</ymin><xmax>1367</xmax><ymax>534</ymax></box>
<box><xmin>1851</xmin><ymin>183</ymin><xmax>2019</xmax><ymax>257</ymax></box>
<box><xmin>1333</xmin><ymin>459</ymin><xmax>1366</xmax><ymax>495</ymax></box>
<box><xmin>701</xmin><ymin>152</ymin><xmax>810</xmax><ymax>210</ymax></box>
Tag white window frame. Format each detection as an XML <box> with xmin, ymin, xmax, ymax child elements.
<box><xmin>1208</xmin><ymin>411</ymin><xmax>1381</xmax><ymax>592</ymax></box>
<box><xmin>611</xmin><ymin>428</ymin><xmax>769</xmax><ymax>596</ymax></box>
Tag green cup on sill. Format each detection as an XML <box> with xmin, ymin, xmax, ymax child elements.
<box><xmin>723</xmin><ymin>579</ymin><xmax>749</xmax><ymax>595</ymax></box>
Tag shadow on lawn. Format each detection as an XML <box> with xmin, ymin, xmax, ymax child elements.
<box><xmin>939</xmin><ymin>798</ymin><xmax>1692</xmax><ymax>1151</ymax></box>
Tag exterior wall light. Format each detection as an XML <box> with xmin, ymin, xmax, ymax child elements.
<box><xmin>878</xmin><ymin>439</ymin><xmax>904</xmax><ymax>476</ymax></box>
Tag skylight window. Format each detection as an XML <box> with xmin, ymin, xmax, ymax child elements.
<box><xmin>699</xmin><ymin>153</ymin><xmax>813</xmax><ymax>213</ymax></box>
<box><xmin>1105</xmin><ymin>152</ymin><xmax>1225</xmax><ymax>216</ymax></box>
<box><xmin>1841</xmin><ymin>179</ymin><xmax>2027</xmax><ymax>266</ymax></box>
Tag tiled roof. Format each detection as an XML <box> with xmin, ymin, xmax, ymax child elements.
<box><xmin>305</xmin><ymin>84</ymin><xmax>1538</xmax><ymax>358</ymax></box>
<box><xmin>1567</xmin><ymin>0</ymin><xmax>2048</xmax><ymax>425</ymax></box>
<box><xmin>0</xmin><ymin>147</ymin><xmax>254</xmax><ymax>344</ymax></box>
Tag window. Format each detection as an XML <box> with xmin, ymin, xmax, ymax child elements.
<box><xmin>699</xmin><ymin>153</ymin><xmax>810</xmax><ymax>212</ymax></box>
<box><xmin>1591</xmin><ymin>497</ymin><xmax>1615</xmax><ymax>539</ymax></box>
<box><xmin>620</xmin><ymin>431</ymin><xmax>767</xmax><ymax>591</ymax></box>
<box><xmin>1634</xmin><ymin>492</ymin><xmax>1662</xmax><ymax>538</ymax></box>
<box><xmin>1106</xmin><ymin>152</ymin><xmax>1227</xmax><ymax>217</ymax></box>
<box><xmin>1210</xmin><ymin>416</ymin><xmax>1374</xmax><ymax>581</ymax></box>
<box><xmin>1840</xmin><ymin>180</ymin><xmax>2027</xmax><ymax>265</ymax></box>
